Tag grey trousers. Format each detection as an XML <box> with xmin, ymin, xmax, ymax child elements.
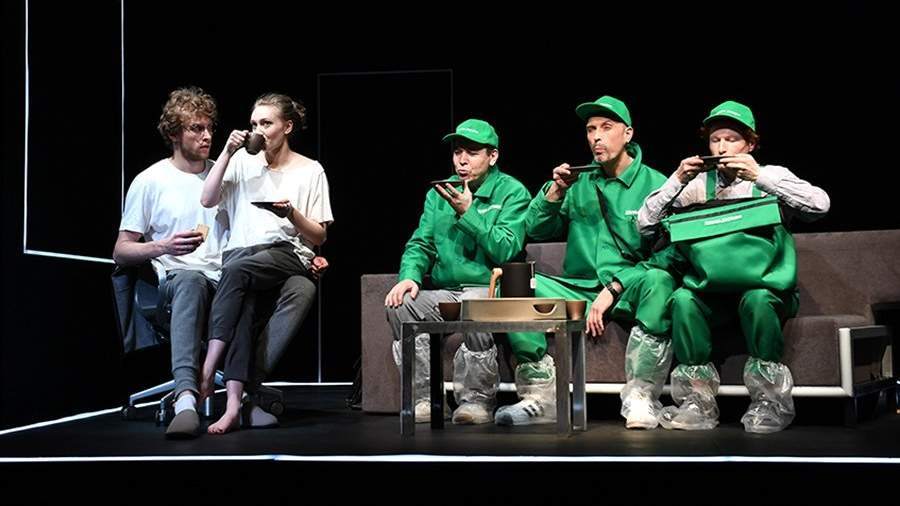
<box><xmin>386</xmin><ymin>287</ymin><xmax>493</xmax><ymax>351</ymax></box>
<box><xmin>249</xmin><ymin>274</ymin><xmax>317</xmax><ymax>389</ymax></box>
<box><xmin>166</xmin><ymin>262</ymin><xmax>315</xmax><ymax>395</ymax></box>
<box><xmin>210</xmin><ymin>242</ymin><xmax>311</xmax><ymax>383</ymax></box>
<box><xmin>166</xmin><ymin>269</ymin><xmax>217</xmax><ymax>397</ymax></box>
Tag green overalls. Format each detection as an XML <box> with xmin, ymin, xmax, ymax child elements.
<box><xmin>664</xmin><ymin>175</ymin><xmax>800</xmax><ymax>366</ymax></box>
<box><xmin>398</xmin><ymin>166</ymin><xmax>532</xmax><ymax>288</ymax></box>
<box><xmin>511</xmin><ymin>143</ymin><xmax>676</xmax><ymax>363</ymax></box>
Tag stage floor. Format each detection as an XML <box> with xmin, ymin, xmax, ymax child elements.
<box><xmin>3</xmin><ymin>385</ymin><xmax>899</xmax><ymax>459</ymax></box>
<box><xmin>2</xmin><ymin>385</ymin><xmax>898</xmax><ymax>503</ymax></box>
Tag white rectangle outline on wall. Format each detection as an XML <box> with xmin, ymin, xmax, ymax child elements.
<box><xmin>22</xmin><ymin>0</ymin><xmax>121</xmax><ymax>265</ymax></box>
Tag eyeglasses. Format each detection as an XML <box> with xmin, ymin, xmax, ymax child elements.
<box><xmin>184</xmin><ymin>123</ymin><xmax>215</xmax><ymax>135</ymax></box>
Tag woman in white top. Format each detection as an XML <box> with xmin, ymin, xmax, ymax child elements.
<box><xmin>200</xmin><ymin>93</ymin><xmax>334</xmax><ymax>434</ymax></box>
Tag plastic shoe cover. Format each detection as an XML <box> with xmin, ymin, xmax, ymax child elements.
<box><xmin>741</xmin><ymin>358</ymin><xmax>795</xmax><ymax>434</ymax></box>
<box><xmin>452</xmin><ymin>343</ymin><xmax>499</xmax><ymax>409</ymax></box>
<box><xmin>495</xmin><ymin>399</ymin><xmax>551</xmax><ymax>426</ymax></box>
<box><xmin>392</xmin><ymin>334</ymin><xmax>432</xmax><ymax>407</ymax></box>
<box><xmin>623</xmin><ymin>386</ymin><xmax>659</xmax><ymax>429</ymax></box>
<box><xmin>658</xmin><ymin>363</ymin><xmax>720</xmax><ymax>431</ymax></box>
<box><xmin>622</xmin><ymin>326</ymin><xmax>673</xmax><ymax>401</ymax></box>
<box><xmin>495</xmin><ymin>355</ymin><xmax>557</xmax><ymax>426</ymax></box>
<box><xmin>620</xmin><ymin>326</ymin><xmax>672</xmax><ymax>428</ymax></box>
<box><xmin>452</xmin><ymin>401</ymin><xmax>493</xmax><ymax>424</ymax></box>
<box><xmin>413</xmin><ymin>398</ymin><xmax>451</xmax><ymax>423</ymax></box>
<box><xmin>414</xmin><ymin>400</ymin><xmax>431</xmax><ymax>423</ymax></box>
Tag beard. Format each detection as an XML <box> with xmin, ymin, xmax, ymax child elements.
<box><xmin>179</xmin><ymin>143</ymin><xmax>209</xmax><ymax>162</ymax></box>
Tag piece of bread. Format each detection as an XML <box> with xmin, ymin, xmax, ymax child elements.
<box><xmin>195</xmin><ymin>224</ymin><xmax>209</xmax><ymax>241</ymax></box>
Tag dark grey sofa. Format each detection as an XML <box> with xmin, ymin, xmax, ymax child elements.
<box><xmin>361</xmin><ymin>230</ymin><xmax>899</xmax><ymax>420</ymax></box>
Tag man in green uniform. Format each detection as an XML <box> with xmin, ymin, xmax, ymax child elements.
<box><xmin>499</xmin><ymin>96</ymin><xmax>676</xmax><ymax>429</ymax></box>
<box><xmin>637</xmin><ymin>100</ymin><xmax>830</xmax><ymax>433</ymax></box>
<box><xmin>385</xmin><ymin>119</ymin><xmax>532</xmax><ymax>425</ymax></box>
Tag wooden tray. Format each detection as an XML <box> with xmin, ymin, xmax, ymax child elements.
<box><xmin>461</xmin><ymin>297</ymin><xmax>566</xmax><ymax>321</ymax></box>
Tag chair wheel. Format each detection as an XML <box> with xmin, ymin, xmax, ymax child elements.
<box><xmin>121</xmin><ymin>406</ymin><xmax>138</xmax><ymax>421</ymax></box>
<box><xmin>154</xmin><ymin>409</ymin><xmax>164</xmax><ymax>426</ymax></box>
<box><xmin>268</xmin><ymin>401</ymin><xmax>285</xmax><ymax>416</ymax></box>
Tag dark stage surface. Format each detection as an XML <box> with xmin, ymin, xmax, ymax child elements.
<box><xmin>2</xmin><ymin>386</ymin><xmax>898</xmax><ymax>503</ymax></box>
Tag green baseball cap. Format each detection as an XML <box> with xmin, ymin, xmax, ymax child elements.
<box><xmin>703</xmin><ymin>100</ymin><xmax>756</xmax><ymax>131</ymax></box>
<box><xmin>442</xmin><ymin>118</ymin><xmax>499</xmax><ymax>148</ymax></box>
<box><xmin>575</xmin><ymin>96</ymin><xmax>632</xmax><ymax>126</ymax></box>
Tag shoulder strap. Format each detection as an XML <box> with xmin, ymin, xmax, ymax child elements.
<box><xmin>595</xmin><ymin>186</ymin><xmax>641</xmax><ymax>262</ymax></box>
<box><xmin>705</xmin><ymin>172</ymin><xmax>717</xmax><ymax>200</ymax></box>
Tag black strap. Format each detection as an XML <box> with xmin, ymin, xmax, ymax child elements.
<box><xmin>595</xmin><ymin>186</ymin><xmax>641</xmax><ymax>263</ymax></box>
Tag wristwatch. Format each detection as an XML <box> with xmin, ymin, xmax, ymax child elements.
<box><xmin>604</xmin><ymin>281</ymin><xmax>622</xmax><ymax>303</ymax></box>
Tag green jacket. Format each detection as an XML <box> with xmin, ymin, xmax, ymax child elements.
<box><xmin>526</xmin><ymin>143</ymin><xmax>667</xmax><ymax>290</ymax></box>
<box><xmin>398</xmin><ymin>166</ymin><xmax>531</xmax><ymax>289</ymax></box>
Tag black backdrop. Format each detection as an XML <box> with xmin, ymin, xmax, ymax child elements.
<box><xmin>2</xmin><ymin>1</ymin><xmax>897</xmax><ymax>428</ymax></box>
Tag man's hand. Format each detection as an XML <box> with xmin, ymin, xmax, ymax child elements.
<box><xmin>545</xmin><ymin>163</ymin><xmax>577</xmax><ymax>202</ymax></box>
<box><xmin>159</xmin><ymin>230</ymin><xmax>204</xmax><ymax>256</ymax></box>
<box><xmin>270</xmin><ymin>199</ymin><xmax>294</xmax><ymax>219</ymax></box>
<box><xmin>434</xmin><ymin>180</ymin><xmax>473</xmax><ymax>216</ymax></box>
<box><xmin>310</xmin><ymin>256</ymin><xmax>329</xmax><ymax>279</ymax></box>
<box><xmin>722</xmin><ymin>153</ymin><xmax>760</xmax><ymax>182</ymax></box>
<box><xmin>674</xmin><ymin>156</ymin><xmax>710</xmax><ymax>184</ymax></box>
<box><xmin>586</xmin><ymin>288</ymin><xmax>615</xmax><ymax>337</ymax></box>
<box><xmin>385</xmin><ymin>279</ymin><xmax>419</xmax><ymax>308</ymax></box>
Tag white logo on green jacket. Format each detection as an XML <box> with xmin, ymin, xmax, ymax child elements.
<box><xmin>477</xmin><ymin>204</ymin><xmax>502</xmax><ymax>215</ymax></box>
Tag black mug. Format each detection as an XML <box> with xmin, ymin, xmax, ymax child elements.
<box><xmin>499</xmin><ymin>261</ymin><xmax>535</xmax><ymax>298</ymax></box>
<box><xmin>244</xmin><ymin>132</ymin><xmax>265</xmax><ymax>154</ymax></box>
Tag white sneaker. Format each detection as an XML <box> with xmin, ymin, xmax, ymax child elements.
<box><xmin>414</xmin><ymin>399</ymin><xmax>451</xmax><ymax>423</ymax></box>
<box><xmin>452</xmin><ymin>402</ymin><xmax>493</xmax><ymax>425</ymax></box>
<box><xmin>624</xmin><ymin>392</ymin><xmax>659</xmax><ymax>430</ymax></box>
<box><xmin>414</xmin><ymin>400</ymin><xmax>431</xmax><ymax>423</ymax></box>
<box><xmin>495</xmin><ymin>399</ymin><xmax>556</xmax><ymax>426</ymax></box>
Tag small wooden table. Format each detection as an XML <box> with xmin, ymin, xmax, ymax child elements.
<box><xmin>400</xmin><ymin>319</ymin><xmax>587</xmax><ymax>436</ymax></box>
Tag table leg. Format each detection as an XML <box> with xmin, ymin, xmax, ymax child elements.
<box><xmin>572</xmin><ymin>329</ymin><xmax>587</xmax><ymax>431</ymax></box>
<box><xmin>552</xmin><ymin>329</ymin><xmax>572</xmax><ymax>435</ymax></box>
<box><xmin>430</xmin><ymin>332</ymin><xmax>445</xmax><ymax>429</ymax></box>
<box><xmin>401</xmin><ymin>322</ymin><xmax>415</xmax><ymax>436</ymax></box>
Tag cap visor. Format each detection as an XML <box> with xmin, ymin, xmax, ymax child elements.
<box><xmin>576</xmin><ymin>103</ymin><xmax>625</xmax><ymax>124</ymax></box>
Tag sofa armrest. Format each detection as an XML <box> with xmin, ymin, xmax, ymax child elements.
<box><xmin>776</xmin><ymin>314</ymin><xmax>870</xmax><ymax>387</ymax></box>
<box><xmin>360</xmin><ymin>274</ymin><xmax>401</xmax><ymax>412</ymax></box>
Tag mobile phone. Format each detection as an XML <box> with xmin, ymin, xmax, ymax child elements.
<box><xmin>564</xmin><ymin>165</ymin><xmax>597</xmax><ymax>173</ymax></box>
<box><xmin>699</xmin><ymin>155</ymin><xmax>728</xmax><ymax>164</ymax></box>
<box><xmin>251</xmin><ymin>201</ymin><xmax>279</xmax><ymax>212</ymax></box>
<box><xmin>429</xmin><ymin>179</ymin><xmax>465</xmax><ymax>187</ymax></box>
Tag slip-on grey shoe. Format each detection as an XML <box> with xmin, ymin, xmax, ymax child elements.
<box><xmin>165</xmin><ymin>409</ymin><xmax>201</xmax><ymax>439</ymax></box>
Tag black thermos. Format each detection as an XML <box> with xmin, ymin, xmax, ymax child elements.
<box><xmin>499</xmin><ymin>262</ymin><xmax>536</xmax><ymax>298</ymax></box>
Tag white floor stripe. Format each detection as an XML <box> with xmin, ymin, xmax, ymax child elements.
<box><xmin>0</xmin><ymin>407</ymin><xmax>123</xmax><ymax>436</ymax></box>
<box><xmin>0</xmin><ymin>454</ymin><xmax>897</xmax><ymax>464</ymax></box>
<box><xmin>0</xmin><ymin>383</ymin><xmax>351</xmax><ymax>436</ymax></box>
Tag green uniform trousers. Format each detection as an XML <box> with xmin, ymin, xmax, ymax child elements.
<box><xmin>507</xmin><ymin>269</ymin><xmax>675</xmax><ymax>364</ymax></box>
<box><xmin>670</xmin><ymin>286</ymin><xmax>799</xmax><ymax>365</ymax></box>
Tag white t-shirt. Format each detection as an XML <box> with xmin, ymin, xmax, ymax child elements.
<box><xmin>220</xmin><ymin>149</ymin><xmax>334</xmax><ymax>267</ymax></box>
<box><xmin>120</xmin><ymin>158</ymin><xmax>228</xmax><ymax>280</ymax></box>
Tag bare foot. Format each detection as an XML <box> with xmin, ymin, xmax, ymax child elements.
<box><xmin>207</xmin><ymin>409</ymin><xmax>241</xmax><ymax>435</ymax></box>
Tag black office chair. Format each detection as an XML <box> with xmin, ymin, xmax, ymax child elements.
<box><xmin>112</xmin><ymin>263</ymin><xmax>286</xmax><ymax>426</ymax></box>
